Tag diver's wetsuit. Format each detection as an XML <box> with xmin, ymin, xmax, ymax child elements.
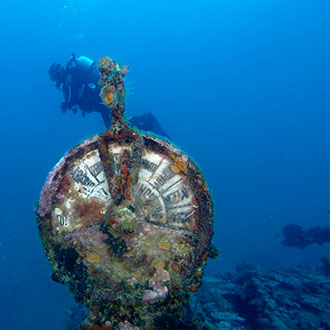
<box><xmin>60</xmin><ymin>55</ymin><xmax>111</xmax><ymax>128</ymax></box>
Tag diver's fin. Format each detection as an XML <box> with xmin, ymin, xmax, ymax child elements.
<box><xmin>129</xmin><ymin>112</ymin><xmax>170</xmax><ymax>139</ymax></box>
<box><xmin>101</xmin><ymin>109</ymin><xmax>111</xmax><ymax>129</ymax></box>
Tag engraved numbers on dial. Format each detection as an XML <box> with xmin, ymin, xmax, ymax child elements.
<box><xmin>70</xmin><ymin>151</ymin><xmax>110</xmax><ymax>202</ymax></box>
<box><xmin>135</xmin><ymin>181</ymin><xmax>167</xmax><ymax>224</ymax></box>
<box><xmin>57</xmin><ymin>214</ymin><xmax>67</xmax><ymax>226</ymax></box>
<box><xmin>52</xmin><ymin>145</ymin><xmax>196</xmax><ymax>233</ymax></box>
<box><xmin>139</xmin><ymin>151</ymin><xmax>195</xmax><ymax>231</ymax></box>
<box><xmin>52</xmin><ymin>207</ymin><xmax>71</xmax><ymax>232</ymax></box>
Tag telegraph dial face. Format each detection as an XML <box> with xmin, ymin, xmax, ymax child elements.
<box><xmin>37</xmin><ymin>133</ymin><xmax>213</xmax><ymax>309</ymax></box>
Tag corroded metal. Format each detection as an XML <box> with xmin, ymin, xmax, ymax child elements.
<box><xmin>37</xmin><ymin>57</ymin><xmax>215</xmax><ymax>329</ymax></box>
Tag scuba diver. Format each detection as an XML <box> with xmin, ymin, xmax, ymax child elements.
<box><xmin>49</xmin><ymin>54</ymin><xmax>170</xmax><ymax>139</ymax></box>
<box><xmin>281</xmin><ymin>224</ymin><xmax>330</xmax><ymax>249</ymax></box>
<box><xmin>49</xmin><ymin>54</ymin><xmax>111</xmax><ymax>127</ymax></box>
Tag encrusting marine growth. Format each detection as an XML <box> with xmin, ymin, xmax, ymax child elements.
<box><xmin>36</xmin><ymin>56</ymin><xmax>217</xmax><ymax>329</ymax></box>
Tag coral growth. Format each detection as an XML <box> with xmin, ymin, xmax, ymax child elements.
<box><xmin>169</xmin><ymin>154</ymin><xmax>188</xmax><ymax>174</ymax></box>
<box><xmin>73</xmin><ymin>198</ymin><xmax>105</xmax><ymax>225</ymax></box>
<box><xmin>100</xmin><ymin>84</ymin><xmax>118</xmax><ymax>108</ymax></box>
<box><xmin>86</xmin><ymin>252</ymin><xmax>101</xmax><ymax>264</ymax></box>
<box><xmin>38</xmin><ymin>158</ymin><xmax>66</xmax><ymax>217</ymax></box>
<box><xmin>114</xmin><ymin>163</ymin><xmax>132</xmax><ymax>201</ymax></box>
<box><xmin>98</xmin><ymin>56</ymin><xmax>128</xmax><ymax>112</ymax></box>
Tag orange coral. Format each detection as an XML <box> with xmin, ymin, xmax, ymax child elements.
<box><xmin>104</xmin><ymin>92</ymin><xmax>114</xmax><ymax>103</ymax></box>
<box><xmin>101</xmin><ymin>84</ymin><xmax>117</xmax><ymax>107</ymax></box>
<box><xmin>122</xmin><ymin>164</ymin><xmax>128</xmax><ymax>181</ymax></box>
<box><xmin>170</xmin><ymin>156</ymin><xmax>188</xmax><ymax>174</ymax></box>
<box><xmin>87</xmin><ymin>252</ymin><xmax>101</xmax><ymax>263</ymax></box>
<box><xmin>202</xmin><ymin>254</ymin><xmax>208</xmax><ymax>261</ymax></box>
<box><xmin>114</xmin><ymin>164</ymin><xmax>132</xmax><ymax>201</ymax></box>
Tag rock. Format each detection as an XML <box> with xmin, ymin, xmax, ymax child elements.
<box><xmin>191</xmin><ymin>263</ymin><xmax>330</xmax><ymax>330</ymax></box>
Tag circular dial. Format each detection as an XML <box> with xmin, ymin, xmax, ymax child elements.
<box><xmin>52</xmin><ymin>144</ymin><xmax>197</xmax><ymax>234</ymax></box>
<box><xmin>37</xmin><ymin>133</ymin><xmax>213</xmax><ymax>324</ymax></box>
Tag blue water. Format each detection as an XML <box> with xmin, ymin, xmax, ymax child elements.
<box><xmin>0</xmin><ymin>0</ymin><xmax>328</xmax><ymax>328</ymax></box>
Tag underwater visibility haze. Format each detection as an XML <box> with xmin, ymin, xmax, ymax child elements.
<box><xmin>0</xmin><ymin>0</ymin><xmax>328</xmax><ymax>329</ymax></box>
